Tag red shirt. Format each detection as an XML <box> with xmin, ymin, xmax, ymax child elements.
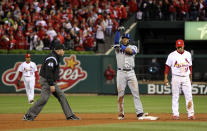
<box><xmin>128</xmin><ymin>1</ymin><xmax>138</xmax><ymax>13</ymax></box>
<box><xmin>104</xmin><ymin>68</ymin><xmax>116</xmax><ymax>80</ymax></box>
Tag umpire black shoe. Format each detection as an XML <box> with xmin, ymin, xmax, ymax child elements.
<box><xmin>67</xmin><ymin>114</ymin><xmax>80</xmax><ymax>120</ymax></box>
<box><xmin>22</xmin><ymin>114</ymin><xmax>34</xmax><ymax>121</ymax></box>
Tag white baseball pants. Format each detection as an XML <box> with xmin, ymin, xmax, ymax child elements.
<box><xmin>23</xmin><ymin>76</ymin><xmax>35</xmax><ymax>102</ymax></box>
<box><xmin>171</xmin><ymin>75</ymin><xmax>194</xmax><ymax>117</ymax></box>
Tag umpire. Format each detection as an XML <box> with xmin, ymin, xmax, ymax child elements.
<box><xmin>23</xmin><ymin>43</ymin><xmax>80</xmax><ymax>121</ymax></box>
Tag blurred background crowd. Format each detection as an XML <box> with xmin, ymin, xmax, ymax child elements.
<box><xmin>0</xmin><ymin>0</ymin><xmax>134</xmax><ymax>52</ymax></box>
<box><xmin>0</xmin><ymin>0</ymin><xmax>207</xmax><ymax>52</ymax></box>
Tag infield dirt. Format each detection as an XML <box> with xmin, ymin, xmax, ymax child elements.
<box><xmin>0</xmin><ymin>113</ymin><xmax>206</xmax><ymax>131</ymax></box>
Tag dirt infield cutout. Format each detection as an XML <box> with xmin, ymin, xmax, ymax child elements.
<box><xmin>0</xmin><ymin>113</ymin><xmax>206</xmax><ymax>130</ymax></box>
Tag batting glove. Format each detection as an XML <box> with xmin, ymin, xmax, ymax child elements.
<box><xmin>118</xmin><ymin>26</ymin><xmax>125</xmax><ymax>31</ymax></box>
<box><xmin>113</xmin><ymin>44</ymin><xmax>120</xmax><ymax>48</ymax></box>
<box><xmin>120</xmin><ymin>44</ymin><xmax>126</xmax><ymax>51</ymax></box>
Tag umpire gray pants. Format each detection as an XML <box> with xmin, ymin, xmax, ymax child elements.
<box><xmin>26</xmin><ymin>76</ymin><xmax>74</xmax><ymax>119</ymax></box>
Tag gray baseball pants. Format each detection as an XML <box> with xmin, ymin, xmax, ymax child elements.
<box><xmin>26</xmin><ymin>76</ymin><xmax>74</xmax><ymax>119</ymax></box>
<box><xmin>117</xmin><ymin>70</ymin><xmax>144</xmax><ymax>115</ymax></box>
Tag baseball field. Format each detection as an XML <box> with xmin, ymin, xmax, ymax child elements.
<box><xmin>0</xmin><ymin>94</ymin><xmax>207</xmax><ymax>131</ymax></box>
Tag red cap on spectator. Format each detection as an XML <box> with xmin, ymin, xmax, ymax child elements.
<box><xmin>176</xmin><ymin>39</ymin><xmax>184</xmax><ymax>47</ymax></box>
<box><xmin>25</xmin><ymin>53</ymin><xmax>31</xmax><ymax>58</ymax></box>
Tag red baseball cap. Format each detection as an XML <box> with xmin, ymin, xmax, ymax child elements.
<box><xmin>25</xmin><ymin>53</ymin><xmax>31</xmax><ymax>58</ymax></box>
<box><xmin>176</xmin><ymin>39</ymin><xmax>184</xmax><ymax>48</ymax></box>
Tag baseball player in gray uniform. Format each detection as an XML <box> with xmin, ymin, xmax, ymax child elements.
<box><xmin>22</xmin><ymin>44</ymin><xmax>80</xmax><ymax>121</ymax></box>
<box><xmin>113</xmin><ymin>27</ymin><xmax>148</xmax><ymax>120</ymax></box>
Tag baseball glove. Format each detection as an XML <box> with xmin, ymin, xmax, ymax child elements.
<box><xmin>17</xmin><ymin>80</ymin><xmax>22</xmax><ymax>87</ymax></box>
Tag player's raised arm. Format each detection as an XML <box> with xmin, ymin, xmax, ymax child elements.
<box><xmin>114</xmin><ymin>26</ymin><xmax>125</xmax><ymax>47</ymax></box>
<box><xmin>114</xmin><ymin>30</ymin><xmax>120</xmax><ymax>45</ymax></box>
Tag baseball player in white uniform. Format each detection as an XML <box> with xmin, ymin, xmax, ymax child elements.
<box><xmin>18</xmin><ymin>53</ymin><xmax>39</xmax><ymax>104</ymax></box>
<box><xmin>113</xmin><ymin>27</ymin><xmax>148</xmax><ymax>120</ymax></box>
<box><xmin>164</xmin><ymin>39</ymin><xmax>195</xmax><ymax>120</ymax></box>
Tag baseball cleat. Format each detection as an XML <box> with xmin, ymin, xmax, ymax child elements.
<box><xmin>188</xmin><ymin>115</ymin><xmax>195</xmax><ymax>120</ymax></box>
<box><xmin>22</xmin><ymin>114</ymin><xmax>34</xmax><ymax>121</ymax></box>
<box><xmin>137</xmin><ymin>113</ymin><xmax>159</xmax><ymax>120</ymax></box>
<box><xmin>29</xmin><ymin>100</ymin><xmax>34</xmax><ymax>104</ymax></box>
<box><xmin>67</xmin><ymin>114</ymin><xmax>80</xmax><ymax>120</ymax></box>
<box><xmin>118</xmin><ymin>113</ymin><xmax>124</xmax><ymax>120</ymax></box>
<box><xmin>172</xmin><ymin>116</ymin><xmax>180</xmax><ymax>120</ymax></box>
<box><xmin>137</xmin><ymin>112</ymin><xmax>148</xmax><ymax>118</ymax></box>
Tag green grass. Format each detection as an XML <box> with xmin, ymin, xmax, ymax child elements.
<box><xmin>10</xmin><ymin>122</ymin><xmax>207</xmax><ymax>131</ymax></box>
<box><xmin>0</xmin><ymin>95</ymin><xmax>206</xmax><ymax>114</ymax></box>
<box><xmin>1</xmin><ymin>95</ymin><xmax>207</xmax><ymax>131</ymax></box>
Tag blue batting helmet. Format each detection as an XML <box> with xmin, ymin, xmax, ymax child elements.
<box><xmin>122</xmin><ymin>33</ymin><xmax>130</xmax><ymax>39</ymax></box>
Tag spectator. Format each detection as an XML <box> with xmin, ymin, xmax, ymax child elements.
<box><xmin>189</xmin><ymin>0</ymin><xmax>199</xmax><ymax>20</ymax></box>
<box><xmin>83</xmin><ymin>31</ymin><xmax>94</xmax><ymax>51</ymax></box>
<box><xmin>148</xmin><ymin>58</ymin><xmax>161</xmax><ymax>80</ymax></box>
<box><xmin>46</xmin><ymin>26</ymin><xmax>57</xmax><ymax>42</ymax></box>
<box><xmin>128</xmin><ymin>0</ymin><xmax>138</xmax><ymax>14</ymax></box>
<box><xmin>74</xmin><ymin>35</ymin><xmax>85</xmax><ymax>51</ymax></box>
<box><xmin>162</xmin><ymin>0</ymin><xmax>171</xmax><ymax>20</ymax></box>
<box><xmin>169</xmin><ymin>1</ymin><xmax>177</xmax><ymax>21</ymax></box>
<box><xmin>35</xmin><ymin>37</ymin><xmax>44</xmax><ymax>51</ymax></box>
<box><xmin>140</xmin><ymin>0</ymin><xmax>150</xmax><ymax>20</ymax></box>
<box><xmin>136</xmin><ymin>9</ymin><xmax>143</xmax><ymax>21</ymax></box>
<box><xmin>9</xmin><ymin>35</ymin><xmax>16</xmax><ymax>50</ymax></box>
<box><xmin>64</xmin><ymin>33</ymin><xmax>74</xmax><ymax>50</ymax></box>
<box><xmin>198</xmin><ymin>0</ymin><xmax>206</xmax><ymax>21</ymax></box>
<box><xmin>120</xmin><ymin>4</ymin><xmax>127</xmax><ymax>25</ymax></box>
<box><xmin>57</xmin><ymin>32</ymin><xmax>65</xmax><ymax>44</ymax></box>
<box><xmin>63</xmin><ymin>19</ymin><xmax>72</xmax><ymax>33</ymax></box>
<box><xmin>28</xmin><ymin>32</ymin><xmax>38</xmax><ymax>50</ymax></box>
<box><xmin>42</xmin><ymin>34</ymin><xmax>51</xmax><ymax>50</ymax></box>
<box><xmin>36</xmin><ymin>16</ymin><xmax>47</xmax><ymax>27</ymax></box>
<box><xmin>104</xmin><ymin>64</ymin><xmax>116</xmax><ymax>84</ymax></box>
<box><xmin>13</xmin><ymin>6</ymin><xmax>21</xmax><ymax>21</ymax></box>
<box><xmin>105</xmin><ymin>14</ymin><xmax>113</xmax><ymax>36</ymax></box>
<box><xmin>0</xmin><ymin>35</ymin><xmax>10</xmax><ymax>49</ymax></box>
<box><xmin>95</xmin><ymin>18</ymin><xmax>105</xmax><ymax>51</ymax></box>
<box><xmin>15</xmin><ymin>29</ymin><xmax>28</xmax><ymax>49</ymax></box>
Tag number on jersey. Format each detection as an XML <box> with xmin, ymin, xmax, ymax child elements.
<box><xmin>48</xmin><ymin>62</ymin><xmax>54</xmax><ymax>67</ymax></box>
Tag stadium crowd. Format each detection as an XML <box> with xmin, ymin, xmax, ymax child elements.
<box><xmin>136</xmin><ymin>0</ymin><xmax>207</xmax><ymax>21</ymax></box>
<box><xmin>0</xmin><ymin>0</ymin><xmax>206</xmax><ymax>51</ymax></box>
<box><xmin>0</xmin><ymin>0</ymin><xmax>137</xmax><ymax>51</ymax></box>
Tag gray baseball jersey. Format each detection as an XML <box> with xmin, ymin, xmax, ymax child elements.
<box><xmin>114</xmin><ymin>44</ymin><xmax>144</xmax><ymax>115</ymax></box>
<box><xmin>115</xmin><ymin>45</ymin><xmax>137</xmax><ymax>69</ymax></box>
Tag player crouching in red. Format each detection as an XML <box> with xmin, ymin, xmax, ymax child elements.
<box><xmin>164</xmin><ymin>39</ymin><xmax>195</xmax><ymax>120</ymax></box>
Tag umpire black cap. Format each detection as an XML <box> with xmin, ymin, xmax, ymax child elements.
<box><xmin>54</xmin><ymin>44</ymin><xmax>65</xmax><ymax>50</ymax></box>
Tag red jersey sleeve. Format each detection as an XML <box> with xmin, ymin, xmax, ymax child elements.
<box><xmin>164</xmin><ymin>65</ymin><xmax>171</xmax><ymax>74</ymax></box>
<box><xmin>189</xmin><ymin>66</ymin><xmax>192</xmax><ymax>74</ymax></box>
<box><xmin>18</xmin><ymin>72</ymin><xmax>23</xmax><ymax>80</ymax></box>
<box><xmin>35</xmin><ymin>71</ymin><xmax>39</xmax><ymax>80</ymax></box>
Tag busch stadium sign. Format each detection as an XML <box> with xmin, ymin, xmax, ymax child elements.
<box><xmin>147</xmin><ymin>84</ymin><xmax>207</xmax><ymax>95</ymax></box>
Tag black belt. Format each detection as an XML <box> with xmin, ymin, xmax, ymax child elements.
<box><xmin>173</xmin><ymin>74</ymin><xmax>187</xmax><ymax>77</ymax></box>
<box><xmin>118</xmin><ymin>68</ymin><xmax>133</xmax><ymax>71</ymax></box>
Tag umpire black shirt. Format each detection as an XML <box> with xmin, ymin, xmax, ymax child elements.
<box><xmin>39</xmin><ymin>50</ymin><xmax>61</xmax><ymax>86</ymax></box>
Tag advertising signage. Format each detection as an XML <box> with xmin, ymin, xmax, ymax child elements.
<box><xmin>185</xmin><ymin>22</ymin><xmax>207</xmax><ymax>40</ymax></box>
